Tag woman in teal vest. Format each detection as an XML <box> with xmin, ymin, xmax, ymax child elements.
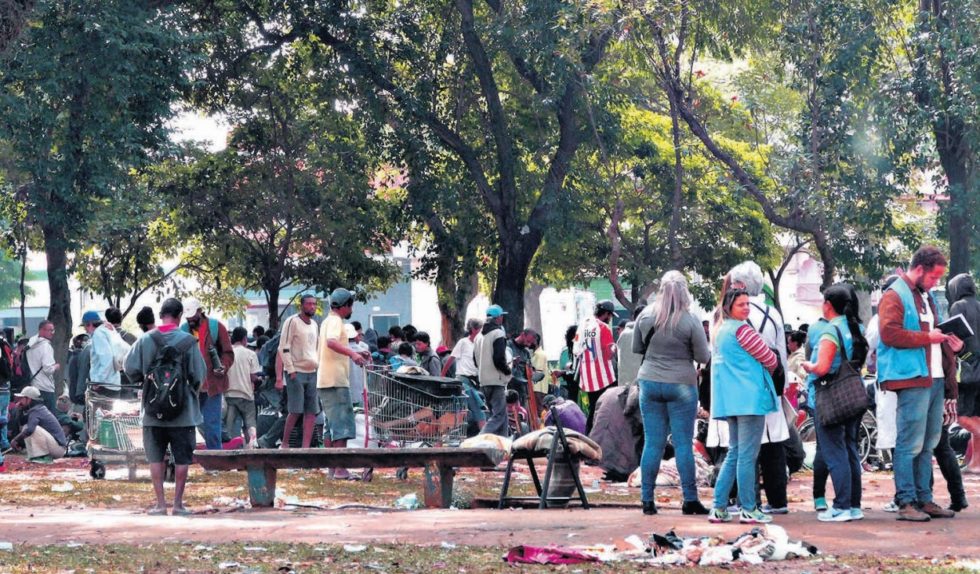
<box><xmin>802</xmin><ymin>284</ymin><xmax>869</xmax><ymax>522</ymax></box>
<box><xmin>708</xmin><ymin>288</ymin><xmax>779</xmax><ymax>524</ymax></box>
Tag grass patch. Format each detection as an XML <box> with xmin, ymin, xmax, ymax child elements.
<box><xmin>0</xmin><ymin>543</ymin><xmax>976</xmax><ymax>574</ymax></box>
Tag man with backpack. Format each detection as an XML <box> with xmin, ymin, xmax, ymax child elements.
<box><xmin>125</xmin><ymin>298</ymin><xmax>207</xmax><ymax>516</ymax></box>
<box><xmin>180</xmin><ymin>297</ymin><xmax>234</xmax><ymax>450</ymax></box>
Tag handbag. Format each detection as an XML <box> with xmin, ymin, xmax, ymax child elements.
<box><xmin>815</xmin><ymin>325</ymin><xmax>869</xmax><ymax>426</ymax></box>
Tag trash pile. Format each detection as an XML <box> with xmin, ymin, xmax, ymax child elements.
<box><xmin>505</xmin><ymin>525</ymin><xmax>817</xmax><ymax>566</ymax></box>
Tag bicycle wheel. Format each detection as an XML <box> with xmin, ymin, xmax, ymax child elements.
<box><xmin>799</xmin><ymin>417</ymin><xmax>818</xmax><ymax>471</ymax></box>
<box><xmin>858</xmin><ymin>411</ymin><xmax>878</xmax><ymax>467</ymax></box>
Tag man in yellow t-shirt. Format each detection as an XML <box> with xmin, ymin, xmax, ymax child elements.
<box><xmin>318</xmin><ymin>288</ymin><xmax>369</xmax><ymax>479</ymax></box>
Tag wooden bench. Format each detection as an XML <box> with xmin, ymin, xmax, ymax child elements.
<box><xmin>194</xmin><ymin>447</ymin><xmax>500</xmax><ymax>509</ymax></box>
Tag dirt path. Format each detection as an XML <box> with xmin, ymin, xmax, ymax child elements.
<box><xmin>1</xmin><ymin>484</ymin><xmax>979</xmax><ymax>559</ymax></box>
<box><xmin>2</xmin><ymin>461</ymin><xmax>980</xmax><ymax>560</ymax></box>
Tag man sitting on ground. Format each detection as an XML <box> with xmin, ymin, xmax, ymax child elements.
<box><xmin>8</xmin><ymin>386</ymin><xmax>67</xmax><ymax>463</ymax></box>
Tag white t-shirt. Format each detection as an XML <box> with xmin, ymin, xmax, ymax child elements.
<box><xmin>921</xmin><ymin>302</ymin><xmax>944</xmax><ymax>378</ymax></box>
<box><xmin>226</xmin><ymin>345</ymin><xmax>261</xmax><ymax>400</ymax></box>
<box><xmin>451</xmin><ymin>337</ymin><xmax>478</xmax><ymax>377</ymax></box>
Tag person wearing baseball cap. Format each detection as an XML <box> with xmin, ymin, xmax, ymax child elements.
<box><xmin>318</xmin><ymin>287</ymin><xmax>369</xmax><ymax>479</ymax></box>
<box><xmin>475</xmin><ymin>304</ymin><xmax>512</xmax><ymax>436</ymax></box>
<box><xmin>486</xmin><ymin>304</ymin><xmax>508</xmax><ymax>318</ymax></box>
<box><xmin>9</xmin><ymin>386</ymin><xmax>67</xmax><ymax>463</ymax></box>
<box><xmin>180</xmin><ymin>296</ymin><xmax>235</xmax><ymax>451</ymax></box>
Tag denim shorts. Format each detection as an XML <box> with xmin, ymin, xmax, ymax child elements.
<box><xmin>317</xmin><ymin>387</ymin><xmax>355</xmax><ymax>441</ymax></box>
<box><xmin>286</xmin><ymin>372</ymin><xmax>320</xmax><ymax>415</ymax></box>
<box><xmin>143</xmin><ymin>426</ymin><xmax>196</xmax><ymax>465</ymax></box>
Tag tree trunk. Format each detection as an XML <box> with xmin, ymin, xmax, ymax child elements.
<box><xmin>18</xmin><ymin>243</ymin><xmax>27</xmax><ymax>334</ymax></box>
<box><xmin>937</xmin><ymin>137</ymin><xmax>972</xmax><ymax>276</ymax></box>
<box><xmin>265</xmin><ymin>285</ymin><xmax>281</xmax><ymax>331</ymax></box>
<box><xmin>666</xmin><ymin>87</ymin><xmax>686</xmax><ymax>271</ymax></box>
<box><xmin>493</xmin><ymin>243</ymin><xmax>533</xmax><ymax>335</ymax></box>
<box><xmin>41</xmin><ymin>222</ymin><xmax>70</xmax><ymax>395</ymax></box>
<box><xmin>523</xmin><ymin>281</ymin><xmax>545</xmax><ymax>336</ymax></box>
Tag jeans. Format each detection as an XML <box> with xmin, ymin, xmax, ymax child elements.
<box><xmin>459</xmin><ymin>376</ymin><xmax>487</xmax><ymax>426</ymax></box>
<box><xmin>481</xmin><ymin>385</ymin><xmax>508</xmax><ymax>437</ymax></box>
<box><xmin>39</xmin><ymin>390</ymin><xmax>56</xmax><ymax>416</ymax></box>
<box><xmin>713</xmin><ymin>415</ymin><xmax>766</xmax><ymax>512</ymax></box>
<box><xmin>0</xmin><ymin>389</ymin><xmax>10</xmax><ymax>451</ymax></box>
<box><xmin>894</xmin><ymin>378</ymin><xmax>944</xmax><ymax>505</ymax></box>
<box><xmin>814</xmin><ymin>413</ymin><xmax>862</xmax><ymax>510</ymax></box>
<box><xmin>638</xmin><ymin>380</ymin><xmax>699</xmax><ymax>503</ymax></box>
<box><xmin>198</xmin><ymin>392</ymin><xmax>224</xmax><ymax>450</ymax></box>
<box><xmin>812</xmin><ymin>447</ymin><xmax>829</xmax><ymax>499</ymax></box>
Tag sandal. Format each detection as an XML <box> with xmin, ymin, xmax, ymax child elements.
<box><xmin>171</xmin><ymin>506</ymin><xmax>193</xmax><ymax>516</ymax></box>
<box><xmin>147</xmin><ymin>507</ymin><xmax>167</xmax><ymax>516</ymax></box>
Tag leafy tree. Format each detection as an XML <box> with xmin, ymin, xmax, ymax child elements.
<box><xmin>0</xmin><ymin>0</ymin><xmax>33</xmax><ymax>54</ymax></box>
<box><xmin>161</xmin><ymin>53</ymin><xmax>399</xmax><ymax>330</ymax></box>
<box><xmin>186</xmin><ymin>0</ymin><xmax>621</xmax><ymax>331</ymax></box>
<box><xmin>73</xmin><ymin>181</ymin><xmax>184</xmax><ymax>317</ymax></box>
<box><xmin>907</xmin><ymin>0</ymin><xmax>979</xmax><ymax>274</ymax></box>
<box><xmin>0</xmin><ymin>1</ymin><xmax>192</xmax><ymax>372</ymax></box>
<box><xmin>628</xmin><ymin>0</ymin><xmax>917</xmax><ymax>289</ymax></box>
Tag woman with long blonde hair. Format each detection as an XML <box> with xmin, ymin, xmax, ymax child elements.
<box><xmin>633</xmin><ymin>271</ymin><xmax>711</xmax><ymax>515</ymax></box>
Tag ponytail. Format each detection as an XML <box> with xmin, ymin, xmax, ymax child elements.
<box><xmin>825</xmin><ymin>283</ymin><xmax>868</xmax><ymax>367</ymax></box>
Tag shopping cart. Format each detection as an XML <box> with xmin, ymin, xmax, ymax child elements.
<box><xmin>85</xmin><ymin>383</ymin><xmax>144</xmax><ymax>480</ymax></box>
<box><xmin>364</xmin><ymin>366</ymin><xmax>469</xmax><ymax>448</ymax></box>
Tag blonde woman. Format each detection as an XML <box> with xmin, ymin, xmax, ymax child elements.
<box><xmin>633</xmin><ymin>271</ymin><xmax>711</xmax><ymax>515</ymax></box>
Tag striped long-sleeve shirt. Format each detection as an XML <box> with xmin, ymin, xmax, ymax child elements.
<box><xmin>735</xmin><ymin>324</ymin><xmax>778</xmax><ymax>371</ymax></box>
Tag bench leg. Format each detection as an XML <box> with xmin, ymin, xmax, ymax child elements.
<box><xmin>423</xmin><ymin>461</ymin><xmax>454</xmax><ymax>508</ymax></box>
<box><xmin>246</xmin><ymin>465</ymin><xmax>277</xmax><ymax>507</ymax></box>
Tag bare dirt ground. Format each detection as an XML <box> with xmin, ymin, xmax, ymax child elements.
<box><xmin>1</xmin><ymin>454</ymin><xmax>979</xmax><ymax>562</ymax></box>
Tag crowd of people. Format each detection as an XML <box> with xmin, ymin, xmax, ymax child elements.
<box><xmin>0</xmin><ymin>244</ymin><xmax>977</xmax><ymax>523</ymax></box>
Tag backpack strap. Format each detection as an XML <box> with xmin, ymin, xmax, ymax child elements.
<box><xmin>638</xmin><ymin>323</ymin><xmax>657</xmax><ymax>357</ymax></box>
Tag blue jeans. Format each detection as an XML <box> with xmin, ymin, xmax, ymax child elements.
<box><xmin>713</xmin><ymin>415</ymin><xmax>766</xmax><ymax>512</ymax></box>
<box><xmin>893</xmin><ymin>378</ymin><xmax>944</xmax><ymax>505</ymax></box>
<box><xmin>198</xmin><ymin>392</ymin><xmax>224</xmax><ymax>450</ymax></box>
<box><xmin>0</xmin><ymin>389</ymin><xmax>10</xmax><ymax>450</ymax></box>
<box><xmin>638</xmin><ymin>380</ymin><xmax>699</xmax><ymax>503</ymax></box>
<box><xmin>459</xmin><ymin>376</ymin><xmax>487</xmax><ymax>426</ymax></box>
<box><xmin>814</xmin><ymin>413</ymin><xmax>862</xmax><ymax>510</ymax></box>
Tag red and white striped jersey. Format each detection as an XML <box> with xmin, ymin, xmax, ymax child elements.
<box><xmin>574</xmin><ymin>316</ymin><xmax>616</xmax><ymax>393</ymax></box>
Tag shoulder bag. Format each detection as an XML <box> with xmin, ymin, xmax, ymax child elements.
<box><xmin>815</xmin><ymin>325</ymin><xmax>869</xmax><ymax>426</ymax></box>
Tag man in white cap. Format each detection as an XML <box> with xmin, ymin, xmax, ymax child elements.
<box><xmin>180</xmin><ymin>297</ymin><xmax>234</xmax><ymax>450</ymax></box>
<box><xmin>9</xmin><ymin>386</ymin><xmax>67</xmax><ymax>463</ymax></box>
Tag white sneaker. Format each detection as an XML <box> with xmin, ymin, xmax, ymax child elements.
<box><xmin>818</xmin><ymin>507</ymin><xmax>854</xmax><ymax>522</ymax></box>
<box><xmin>882</xmin><ymin>501</ymin><xmax>899</xmax><ymax>513</ymax></box>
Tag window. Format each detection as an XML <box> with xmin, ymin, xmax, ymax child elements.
<box><xmin>370</xmin><ymin>314</ymin><xmax>400</xmax><ymax>334</ymax></box>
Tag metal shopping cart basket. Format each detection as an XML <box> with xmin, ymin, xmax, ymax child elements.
<box><xmin>85</xmin><ymin>383</ymin><xmax>144</xmax><ymax>480</ymax></box>
<box><xmin>364</xmin><ymin>366</ymin><xmax>469</xmax><ymax>447</ymax></box>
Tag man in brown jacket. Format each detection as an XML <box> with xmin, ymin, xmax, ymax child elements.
<box><xmin>878</xmin><ymin>246</ymin><xmax>963</xmax><ymax>521</ymax></box>
<box><xmin>181</xmin><ymin>298</ymin><xmax>235</xmax><ymax>450</ymax></box>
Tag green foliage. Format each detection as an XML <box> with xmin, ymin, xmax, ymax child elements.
<box><xmin>72</xmin><ymin>180</ymin><xmax>182</xmax><ymax>316</ymax></box>
<box><xmin>157</xmin><ymin>51</ymin><xmax>399</xmax><ymax>326</ymax></box>
<box><xmin>0</xmin><ymin>0</ymin><xmax>192</xmax><ymax>244</ymax></box>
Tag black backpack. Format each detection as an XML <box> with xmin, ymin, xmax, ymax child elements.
<box><xmin>9</xmin><ymin>340</ymin><xmax>41</xmax><ymax>393</ymax></box>
<box><xmin>143</xmin><ymin>331</ymin><xmax>197</xmax><ymax>422</ymax></box>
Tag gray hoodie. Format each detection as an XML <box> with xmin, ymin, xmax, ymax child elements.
<box><xmin>948</xmin><ymin>273</ymin><xmax>980</xmax><ymax>384</ymax></box>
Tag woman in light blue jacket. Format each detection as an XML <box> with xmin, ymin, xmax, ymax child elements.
<box><xmin>709</xmin><ymin>288</ymin><xmax>778</xmax><ymax>524</ymax></box>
